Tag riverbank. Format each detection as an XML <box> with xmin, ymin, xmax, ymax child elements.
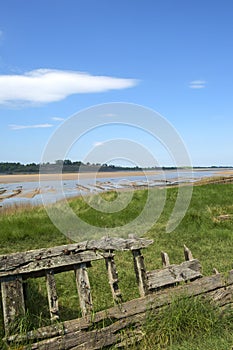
<box><xmin>0</xmin><ymin>170</ymin><xmax>163</xmax><ymax>184</ymax></box>
<box><xmin>1</xmin><ymin>168</ymin><xmax>233</xmax><ymax>184</ymax></box>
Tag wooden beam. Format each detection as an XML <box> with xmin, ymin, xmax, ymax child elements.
<box><xmin>131</xmin><ymin>249</ymin><xmax>148</xmax><ymax>297</ymax></box>
<box><xmin>0</xmin><ymin>250</ymin><xmax>103</xmax><ymax>279</ymax></box>
<box><xmin>104</xmin><ymin>252</ymin><xmax>122</xmax><ymax>303</ymax></box>
<box><xmin>74</xmin><ymin>263</ymin><xmax>93</xmax><ymax>316</ymax></box>
<box><xmin>46</xmin><ymin>270</ymin><xmax>59</xmax><ymax>322</ymax></box>
<box><xmin>1</xmin><ymin>275</ymin><xmax>25</xmax><ymax>334</ymax></box>
<box><xmin>0</xmin><ymin>237</ymin><xmax>153</xmax><ymax>279</ymax></box>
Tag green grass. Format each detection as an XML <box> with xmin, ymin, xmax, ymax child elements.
<box><xmin>136</xmin><ymin>295</ymin><xmax>233</xmax><ymax>350</ymax></box>
<box><xmin>1</xmin><ymin>183</ymin><xmax>233</xmax><ymax>349</ymax></box>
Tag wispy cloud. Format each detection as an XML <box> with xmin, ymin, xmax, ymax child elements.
<box><xmin>0</xmin><ymin>69</ymin><xmax>138</xmax><ymax>106</ymax></box>
<box><xmin>0</xmin><ymin>30</ymin><xmax>3</xmax><ymax>38</ymax></box>
<box><xmin>51</xmin><ymin>116</ymin><xmax>65</xmax><ymax>121</ymax></box>
<box><xmin>9</xmin><ymin>123</ymin><xmax>53</xmax><ymax>130</ymax></box>
<box><xmin>189</xmin><ymin>80</ymin><xmax>206</xmax><ymax>89</ymax></box>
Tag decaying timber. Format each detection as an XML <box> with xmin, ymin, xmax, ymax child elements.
<box><xmin>0</xmin><ymin>236</ymin><xmax>233</xmax><ymax>350</ymax></box>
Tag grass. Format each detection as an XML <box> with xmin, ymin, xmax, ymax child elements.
<box><xmin>0</xmin><ymin>183</ymin><xmax>233</xmax><ymax>348</ymax></box>
<box><xmin>136</xmin><ymin>295</ymin><xmax>233</xmax><ymax>350</ymax></box>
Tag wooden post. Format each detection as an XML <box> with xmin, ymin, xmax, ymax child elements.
<box><xmin>131</xmin><ymin>249</ymin><xmax>148</xmax><ymax>297</ymax></box>
<box><xmin>1</xmin><ymin>275</ymin><xmax>25</xmax><ymax>334</ymax></box>
<box><xmin>46</xmin><ymin>270</ymin><xmax>59</xmax><ymax>321</ymax></box>
<box><xmin>184</xmin><ymin>245</ymin><xmax>193</xmax><ymax>261</ymax></box>
<box><xmin>104</xmin><ymin>251</ymin><xmax>122</xmax><ymax>303</ymax></box>
<box><xmin>161</xmin><ymin>251</ymin><xmax>170</xmax><ymax>267</ymax></box>
<box><xmin>74</xmin><ymin>263</ymin><xmax>93</xmax><ymax>316</ymax></box>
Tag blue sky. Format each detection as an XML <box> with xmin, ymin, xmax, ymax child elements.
<box><xmin>0</xmin><ymin>0</ymin><xmax>233</xmax><ymax>167</ymax></box>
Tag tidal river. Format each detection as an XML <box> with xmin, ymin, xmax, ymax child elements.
<box><xmin>0</xmin><ymin>168</ymin><xmax>232</xmax><ymax>208</ymax></box>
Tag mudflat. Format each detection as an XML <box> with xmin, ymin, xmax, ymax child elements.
<box><xmin>0</xmin><ymin>170</ymin><xmax>161</xmax><ymax>184</ymax></box>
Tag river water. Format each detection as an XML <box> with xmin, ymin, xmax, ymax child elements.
<box><xmin>0</xmin><ymin>169</ymin><xmax>232</xmax><ymax>208</ymax></box>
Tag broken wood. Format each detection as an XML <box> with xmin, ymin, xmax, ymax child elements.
<box><xmin>2</xmin><ymin>238</ymin><xmax>233</xmax><ymax>350</ymax></box>
<box><xmin>147</xmin><ymin>259</ymin><xmax>202</xmax><ymax>290</ymax></box>
<box><xmin>0</xmin><ymin>237</ymin><xmax>153</xmax><ymax>279</ymax></box>
<box><xmin>161</xmin><ymin>251</ymin><xmax>170</xmax><ymax>267</ymax></box>
<box><xmin>184</xmin><ymin>244</ymin><xmax>193</xmax><ymax>261</ymax></box>
<box><xmin>1</xmin><ymin>275</ymin><xmax>25</xmax><ymax>334</ymax></box>
<box><xmin>46</xmin><ymin>270</ymin><xmax>59</xmax><ymax>321</ymax></box>
<box><xmin>7</xmin><ymin>270</ymin><xmax>233</xmax><ymax>349</ymax></box>
<box><xmin>104</xmin><ymin>251</ymin><xmax>122</xmax><ymax>303</ymax></box>
<box><xmin>131</xmin><ymin>249</ymin><xmax>148</xmax><ymax>297</ymax></box>
<box><xmin>74</xmin><ymin>263</ymin><xmax>93</xmax><ymax>316</ymax></box>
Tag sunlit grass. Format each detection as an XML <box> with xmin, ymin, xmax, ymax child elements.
<box><xmin>0</xmin><ymin>183</ymin><xmax>233</xmax><ymax>348</ymax></box>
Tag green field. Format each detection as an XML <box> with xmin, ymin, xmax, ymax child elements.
<box><xmin>1</xmin><ymin>183</ymin><xmax>233</xmax><ymax>349</ymax></box>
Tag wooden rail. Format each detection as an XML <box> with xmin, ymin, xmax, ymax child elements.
<box><xmin>1</xmin><ymin>235</ymin><xmax>223</xmax><ymax>350</ymax></box>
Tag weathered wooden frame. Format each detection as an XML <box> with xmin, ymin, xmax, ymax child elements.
<box><xmin>1</xmin><ymin>236</ymin><xmax>222</xmax><ymax>350</ymax></box>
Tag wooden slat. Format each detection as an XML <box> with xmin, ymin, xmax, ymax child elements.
<box><xmin>74</xmin><ymin>263</ymin><xmax>93</xmax><ymax>316</ymax></box>
<box><xmin>104</xmin><ymin>252</ymin><xmax>122</xmax><ymax>303</ymax></box>
<box><xmin>46</xmin><ymin>270</ymin><xmax>59</xmax><ymax>321</ymax></box>
<box><xmin>0</xmin><ymin>237</ymin><xmax>153</xmax><ymax>279</ymax></box>
<box><xmin>1</xmin><ymin>275</ymin><xmax>25</xmax><ymax>334</ymax></box>
<box><xmin>86</xmin><ymin>236</ymin><xmax>153</xmax><ymax>251</ymax></box>
<box><xmin>0</xmin><ymin>250</ymin><xmax>103</xmax><ymax>279</ymax></box>
<box><xmin>131</xmin><ymin>249</ymin><xmax>148</xmax><ymax>297</ymax></box>
<box><xmin>147</xmin><ymin>259</ymin><xmax>202</xmax><ymax>290</ymax></box>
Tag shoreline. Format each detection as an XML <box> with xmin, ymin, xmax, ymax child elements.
<box><xmin>1</xmin><ymin>168</ymin><xmax>233</xmax><ymax>184</ymax></box>
<box><xmin>0</xmin><ymin>170</ymin><xmax>163</xmax><ymax>184</ymax></box>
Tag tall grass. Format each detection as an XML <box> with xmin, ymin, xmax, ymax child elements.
<box><xmin>0</xmin><ymin>183</ymin><xmax>233</xmax><ymax>348</ymax></box>
<box><xmin>136</xmin><ymin>295</ymin><xmax>233</xmax><ymax>349</ymax></box>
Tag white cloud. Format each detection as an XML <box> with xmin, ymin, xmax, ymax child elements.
<box><xmin>189</xmin><ymin>80</ymin><xmax>206</xmax><ymax>89</ymax></box>
<box><xmin>0</xmin><ymin>69</ymin><xmax>137</xmax><ymax>105</ymax></box>
<box><xmin>9</xmin><ymin>123</ymin><xmax>53</xmax><ymax>130</ymax></box>
<box><xmin>52</xmin><ymin>116</ymin><xmax>65</xmax><ymax>121</ymax></box>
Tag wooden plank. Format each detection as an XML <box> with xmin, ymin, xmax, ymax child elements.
<box><xmin>9</xmin><ymin>273</ymin><xmax>227</xmax><ymax>345</ymax></box>
<box><xmin>147</xmin><ymin>259</ymin><xmax>202</xmax><ymax>290</ymax></box>
<box><xmin>86</xmin><ymin>236</ymin><xmax>154</xmax><ymax>251</ymax></box>
<box><xmin>74</xmin><ymin>263</ymin><xmax>93</xmax><ymax>316</ymax></box>
<box><xmin>0</xmin><ymin>250</ymin><xmax>103</xmax><ymax>279</ymax></box>
<box><xmin>27</xmin><ymin>314</ymin><xmax>145</xmax><ymax>350</ymax></box>
<box><xmin>1</xmin><ymin>275</ymin><xmax>25</xmax><ymax>334</ymax></box>
<box><xmin>0</xmin><ymin>237</ymin><xmax>153</xmax><ymax>279</ymax></box>
<box><xmin>46</xmin><ymin>270</ymin><xmax>59</xmax><ymax>321</ymax></box>
<box><xmin>131</xmin><ymin>249</ymin><xmax>148</xmax><ymax>297</ymax></box>
<box><xmin>104</xmin><ymin>252</ymin><xmax>122</xmax><ymax>303</ymax></box>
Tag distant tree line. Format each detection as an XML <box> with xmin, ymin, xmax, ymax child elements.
<box><xmin>0</xmin><ymin>161</ymin><xmax>143</xmax><ymax>174</ymax></box>
<box><xmin>0</xmin><ymin>162</ymin><xmax>232</xmax><ymax>175</ymax></box>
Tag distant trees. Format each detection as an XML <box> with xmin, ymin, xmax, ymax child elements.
<box><xmin>0</xmin><ymin>162</ymin><xmax>39</xmax><ymax>174</ymax></box>
<box><xmin>0</xmin><ymin>160</ymin><xmax>142</xmax><ymax>174</ymax></box>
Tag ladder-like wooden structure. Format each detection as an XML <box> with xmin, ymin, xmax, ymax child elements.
<box><xmin>0</xmin><ymin>236</ymin><xmax>205</xmax><ymax>349</ymax></box>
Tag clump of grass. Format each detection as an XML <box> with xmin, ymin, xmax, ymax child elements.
<box><xmin>136</xmin><ymin>295</ymin><xmax>233</xmax><ymax>349</ymax></box>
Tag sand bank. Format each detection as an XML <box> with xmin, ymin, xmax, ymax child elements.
<box><xmin>0</xmin><ymin>171</ymin><xmax>162</xmax><ymax>184</ymax></box>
